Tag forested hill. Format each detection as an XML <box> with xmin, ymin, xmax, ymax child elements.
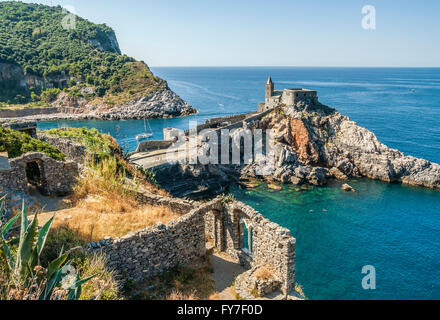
<box><xmin>0</xmin><ymin>1</ymin><xmax>167</xmax><ymax>107</ymax></box>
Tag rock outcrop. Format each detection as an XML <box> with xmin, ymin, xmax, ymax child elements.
<box><xmin>49</xmin><ymin>84</ymin><xmax>197</xmax><ymax>120</ymax></box>
<box><xmin>1</xmin><ymin>84</ymin><xmax>196</xmax><ymax>121</ymax></box>
<box><xmin>0</xmin><ymin>2</ymin><xmax>197</xmax><ymax>121</ymax></box>
<box><xmin>242</xmin><ymin>102</ymin><xmax>440</xmax><ymax>190</ymax></box>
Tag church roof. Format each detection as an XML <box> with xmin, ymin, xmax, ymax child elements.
<box><xmin>266</xmin><ymin>76</ymin><xmax>273</xmax><ymax>85</ymax></box>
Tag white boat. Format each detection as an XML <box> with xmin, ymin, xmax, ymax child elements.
<box><xmin>136</xmin><ymin>132</ymin><xmax>153</xmax><ymax>141</ymax></box>
<box><xmin>136</xmin><ymin>119</ymin><xmax>154</xmax><ymax>141</ymax></box>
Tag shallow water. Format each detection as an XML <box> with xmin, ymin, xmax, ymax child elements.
<box><xmin>230</xmin><ymin>180</ymin><xmax>440</xmax><ymax>300</ymax></box>
<box><xmin>37</xmin><ymin>67</ymin><xmax>440</xmax><ymax>299</ymax></box>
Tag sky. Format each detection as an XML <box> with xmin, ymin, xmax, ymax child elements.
<box><xmin>9</xmin><ymin>0</ymin><xmax>440</xmax><ymax>67</ymax></box>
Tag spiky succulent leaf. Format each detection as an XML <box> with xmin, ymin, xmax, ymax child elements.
<box><xmin>19</xmin><ymin>201</ymin><xmax>28</xmax><ymax>242</ymax></box>
<box><xmin>0</xmin><ymin>196</ymin><xmax>5</xmax><ymax>222</ymax></box>
<box><xmin>1</xmin><ymin>212</ymin><xmax>21</xmax><ymax>238</ymax></box>
<box><xmin>47</xmin><ymin>253</ymin><xmax>68</xmax><ymax>281</ymax></box>
<box><xmin>39</xmin><ymin>268</ymin><xmax>63</xmax><ymax>300</ymax></box>
<box><xmin>15</xmin><ymin>213</ymin><xmax>38</xmax><ymax>277</ymax></box>
<box><xmin>37</xmin><ymin>216</ymin><xmax>54</xmax><ymax>256</ymax></box>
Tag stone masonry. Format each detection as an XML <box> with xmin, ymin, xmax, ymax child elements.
<box><xmin>89</xmin><ymin>196</ymin><xmax>296</xmax><ymax>297</ymax></box>
<box><xmin>205</xmin><ymin>200</ymin><xmax>296</xmax><ymax>295</ymax></box>
<box><xmin>37</xmin><ymin>133</ymin><xmax>88</xmax><ymax>164</ymax></box>
<box><xmin>0</xmin><ymin>152</ymin><xmax>79</xmax><ymax>196</ymax></box>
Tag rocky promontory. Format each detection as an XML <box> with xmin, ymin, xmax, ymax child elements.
<box><xmin>241</xmin><ymin>102</ymin><xmax>440</xmax><ymax>190</ymax></box>
<box><xmin>6</xmin><ymin>84</ymin><xmax>197</xmax><ymax>122</ymax></box>
<box><xmin>0</xmin><ymin>2</ymin><xmax>197</xmax><ymax>121</ymax></box>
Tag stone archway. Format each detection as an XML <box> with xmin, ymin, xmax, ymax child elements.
<box><xmin>25</xmin><ymin>160</ymin><xmax>47</xmax><ymax>194</ymax></box>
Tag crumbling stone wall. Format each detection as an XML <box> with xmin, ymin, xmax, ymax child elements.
<box><xmin>134</xmin><ymin>188</ymin><xmax>196</xmax><ymax>215</ymax></box>
<box><xmin>37</xmin><ymin>133</ymin><xmax>88</xmax><ymax>164</ymax></box>
<box><xmin>205</xmin><ymin>201</ymin><xmax>296</xmax><ymax>295</ymax></box>
<box><xmin>86</xmin><ymin>197</ymin><xmax>295</xmax><ymax>296</ymax></box>
<box><xmin>87</xmin><ymin>200</ymin><xmax>221</xmax><ymax>281</ymax></box>
<box><xmin>0</xmin><ymin>152</ymin><xmax>79</xmax><ymax>196</ymax></box>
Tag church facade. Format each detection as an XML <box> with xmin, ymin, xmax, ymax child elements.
<box><xmin>258</xmin><ymin>76</ymin><xmax>318</xmax><ymax>112</ymax></box>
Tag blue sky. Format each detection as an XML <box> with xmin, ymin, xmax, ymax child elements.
<box><xmin>14</xmin><ymin>0</ymin><xmax>440</xmax><ymax>67</ymax></box>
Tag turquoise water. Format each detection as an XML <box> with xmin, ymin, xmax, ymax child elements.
<box><xmin>230</xmin><ymin>180</ymin><xmax>440</xmax><ymax>300</ymax></box>
<box><xmin>37</xmin><ymin>67</ymin><xmax>440</xmax><ymax>299</ymax></box>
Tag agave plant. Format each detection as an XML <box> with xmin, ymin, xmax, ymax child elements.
<box><xmin>0</xmin><ymin>197</ymin><xmax>95</xmax><ymax>300</ymax></box>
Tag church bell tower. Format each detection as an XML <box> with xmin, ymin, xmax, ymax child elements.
<box><xmin>265</xmin><ymin>76</ymin><xmax>274</xmax><ymax>101</ymax></box>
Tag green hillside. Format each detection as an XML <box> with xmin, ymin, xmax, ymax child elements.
<box><xmin>0</xmin><ymin>1</ymin><xmax>165</xmax><ymax>105</ymax></box>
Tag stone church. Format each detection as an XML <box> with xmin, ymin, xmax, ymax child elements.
<box><xmin>258</xmin><ymin>76</ymin><xmax>318</xmax><ymax>112</ymax></box>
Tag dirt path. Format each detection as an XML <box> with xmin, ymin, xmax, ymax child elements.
<box><xmin>28</xmin><ymin>185</ymin><xmax>69</xmax><ymax>212</ymax></box>
<box><xmin>210</xmin><ymin>252</ymin><xmax>246</xmax><ymax>300</ymax></box>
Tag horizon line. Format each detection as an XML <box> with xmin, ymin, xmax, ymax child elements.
<box><xmin>149</xmin><ymin>65</ymin><xmax>440</xmax><ymax>69</ymax></box>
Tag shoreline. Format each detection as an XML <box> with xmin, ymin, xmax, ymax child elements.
<box><xmin>0</xmin><ymin>110</ymin><xmax>200</xmax><ymax>123</ymax></box>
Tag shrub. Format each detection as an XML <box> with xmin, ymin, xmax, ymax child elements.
<box><xmin>0</xmin><ymin>127</ymin><xmax>65</xmax><ymax>161</ymax></box>
<box><xmin>40</xmin><ymin>88</ymin><xmax>60</xmax><ymax>103</ymax></box>
<box><xmin>42</xmin><ymin>127</ymin><xmax>119</xmax><ymax>155</ymax></box>
<box><xmin>0</xmin><ymin>198</ymin><xmax>95</xmax><ymax>300</ymax></box>
<box><xmin>221</xmin><ymin>194</ymin><xmax>235</xmax><ymax>203</ymax></box>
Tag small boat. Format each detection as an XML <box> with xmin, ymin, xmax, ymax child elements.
<box><xmin>136</xmin><ymin>132</ymin><xmax>153</xmax><ymax>141</ymax></box>
<box><xmin>136</xmin><ymin>118</ymin><xmax>153</xmax><ymax>141</ymax></box>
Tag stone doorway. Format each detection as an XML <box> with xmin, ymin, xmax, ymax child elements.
<box><xmin>25</xmin><ymin>160</ymin><xmax>46</xmax><ymax>194</ymax></box>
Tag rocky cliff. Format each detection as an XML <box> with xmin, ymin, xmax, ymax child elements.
<box><xmin>242</xmin><ymin>102</ymin><xmax>440</xmax><ymax>190</ymax></box>
<box><xmin>0</xmin><ymin>1</ymin><xmax>196</xmax><ymax>120</ymax></box>
<box><xmin>44</xmin><ymin>83</ymin><xmax>196</xmax><ymax>120</ymax></box>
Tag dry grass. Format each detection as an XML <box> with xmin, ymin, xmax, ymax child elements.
<box><xmin>34</xmin><ymin>156</ymin><xmax>181</xmax><ymax>242</ymax></box>
<box><xmin>75</xmin><ymin>253</ymin><xmax>121</xmax><ymax>300</ymax></box>
<box><xmin>72</xmin><ymin>157</ymin><xmax>137</xmax><ymax>204</ymax></box>
<box><xmin>254</xmin><ymin>265</ymin><xmax>275</xmax><ymax>281</ymax></box>
<box><xmin>168</xmin><ymin>290</ymin><xmax>198</xmax><ymax>301</ymax></box>
<box><xmin>36</xmin><ymin>200</ymin><xmax>181</xmax><ymax>243</ymax></box>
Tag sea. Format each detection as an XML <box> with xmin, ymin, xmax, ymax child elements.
<box><xmin>38</xmin><ymin>67</ymin><xmax>440</xmax><ymax>300</ymax></box>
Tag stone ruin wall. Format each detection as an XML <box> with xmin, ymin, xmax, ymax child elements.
<box><xmin>205</xmin><ymin>201</ymin><xmax>296</xmax><ymax>294</ymax></box>
<box><xmin>37</xmin><ymin>133</ymin><xmax>88</xmax><ymax>164</ymax></box>
<box><xmin>87</xmin><ymin>196</ymin><xmax>210</xmax><ymax>281</ymax></box>
<box><xmin>0</xmin><ymin>152</ymin><xmax>79</xmax><ymax>196</ymax></box>
<box><xmin>91</xmin><ymin>194</ymin><xmax>296</xmax><ymax>295</ymax></box>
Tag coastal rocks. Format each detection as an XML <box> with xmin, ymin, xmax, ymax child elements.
<box><xmin>152</xmin><ymin>163</ymin><xmax>237</xmax><ymax>200</ymax></box>
<box><xmin>1</xmin><ymin>85</ymin><xmax>197</xmax><ymax>122</ymax></box>
<box><xmin>267</xmin><ymin>184</ymin><xmax>282</xmax><ymax>191</ymax></box>
<box><xmin>285</xmin><ymin>118</ymin><xmax>320</xmax><ymax>165</ymax></box>
<box><xmin>259</xmin><ymin>104</ymin><xmax>440</xmax><ymax>190</ymax></box>
<box><xmin>329</xmin><ymin>167</ymin><xmax>348</xmax><ymax>180</ymax></box>
<box><xmin>341</xmin><ymin>184</ymin><xmax>356</xmax><ymax>193</ymax></box>
<box><xmin>307</xmin><ymin>167</ymin><xmax>329</xmax><ymax>186</ymax></box>
<box><xmin>101</xmin><ymin>85</ymin><xmax>197</xmax><ymax>120</ymax></box>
